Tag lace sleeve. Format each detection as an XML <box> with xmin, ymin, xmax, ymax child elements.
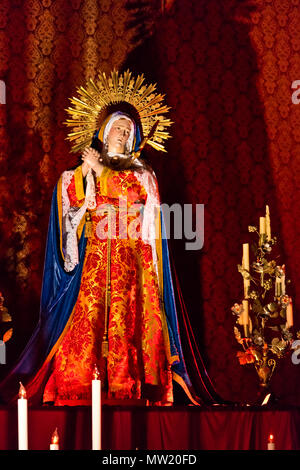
<box><xmin>133</xmin><ymin>169</ymin><xmax>161</xmax><ymax>280</ymax></box>
<box><xmin>61</xmin><ymin>170</ymin><xmax>88</xmax><ymax>272</ymax></box>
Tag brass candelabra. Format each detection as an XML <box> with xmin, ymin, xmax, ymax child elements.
<box><xmin>232</xmin><ymin>206</ymin><xmax>295</xmax><ymax>392</ymax></box>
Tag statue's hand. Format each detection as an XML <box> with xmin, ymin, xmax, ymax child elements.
<box><xmin>81</xmin><ymin>147</ymin><xmax>104</xmax><ymax>177</ymax></box>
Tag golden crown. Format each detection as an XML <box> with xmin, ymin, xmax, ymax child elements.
<box><xmin>64</xmin><ymin>69</ymin><xmax>172</xmax><ymax>154</ymax></box>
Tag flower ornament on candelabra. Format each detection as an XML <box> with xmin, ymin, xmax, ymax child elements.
<box><xmin>232</xmin><ymin>206</ymin><xmax>296</xmax><ymax>397</ymax></box>
<box><xmin>0</xmin><ymin>292</ymin><xmax>13</xmax><ymax>349</ymax></box>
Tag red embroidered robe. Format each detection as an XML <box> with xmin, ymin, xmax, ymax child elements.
<box><xmin>43</xmin><ymin>165</ymin><xmax>173</xmax><ymax>405</ymax></box>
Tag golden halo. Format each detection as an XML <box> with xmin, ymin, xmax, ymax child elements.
<box><xmin>64</xmin><ymin>69</ymin><xmax>172</xmax><ymax>154</ymax></box>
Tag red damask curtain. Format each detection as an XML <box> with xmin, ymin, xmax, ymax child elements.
<box><xmin>1</xmin><ymin>0</ymin><xmax>300</xmax><ymax>405</ymax></box>
<box><xmin>0</xmin><ymin>407</ymin><xmax>299</xmax><ymax>450</ymax></box>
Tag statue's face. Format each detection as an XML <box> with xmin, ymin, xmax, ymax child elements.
<box><xmin>106</xmin><ymin>118</ymin><xmax>132</xmax><ymax>154</ymax></box>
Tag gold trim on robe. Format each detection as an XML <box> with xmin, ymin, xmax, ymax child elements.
<box><xmin>42</xmin><ymin>166</ymin><xmax>174</xmax><ymax>405</ymax></box>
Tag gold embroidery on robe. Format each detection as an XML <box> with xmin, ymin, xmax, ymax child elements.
<box><xmin>43</xmin><ymin>167</ymin><xmax>173</xmax><ymax>405</ymax></box>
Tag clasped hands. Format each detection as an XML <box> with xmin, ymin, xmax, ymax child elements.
<box><xmin>81</xmin><ymin>147</ymin><xmax>104</xmax><ymax>177</ymax></box>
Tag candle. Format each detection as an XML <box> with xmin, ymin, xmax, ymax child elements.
<box><xmin>242</xmin><ymin>300</ymin><xmax>249</xmax><ymax>337</ymax></box>
<box><xmin>275</xmin><ymin>266</ymin><xmax>285</xmax><ymax>297</ymax></box>
<box><xmin>281</xmin><ymin>265</ymin><xmax>286</xmax><ymax>296</ymax></box>
<box><xmin>268</xmin><ymin>434</ymin><xmax>275</xmax><ymax>450</ymax></box>
<box><xmin>275</xmin><ymin>277</ymin><xmax>282</xmax><ymax>297</ymax></box>
<box><xmin>92</xmin><ymin>364</ymin><xmax>101</xmax><ymax>450</ymax></box>
<box><xmin>50</xmin><ymin>428</ymin><xmax>59</xmax><ymax>450</ymax></box>
<box><xmin>275</xmin><ymin>266</ymin><xmax>282</xmax><ymax>298</ymax></box>
<box><xmin>242</xmin><ymin>243</ymin><xmax>250</xmax><ymax>299</ymax></box>
<box><xmin>18</xmin><ymin>382</ymin><xmax>28</xmax><ymax>450</ymax></box>
<box><xmin>259</xmin><ymin>217</ymin><xmax>266</xmax><ymax>246</ymax></box>
<box><xmin>286</xmin><ymin>298</ymin><xmax>293</xmax><ymax>328</ymax></box>
<box><xmin>265</xmin><ymin>205</ymin><xmax>271</xmax><ymax>241</ymax></box>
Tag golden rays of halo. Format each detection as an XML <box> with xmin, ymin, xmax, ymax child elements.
<box><xmin>64</xmin><ymin>69</ymin><xmax>172</xmax><ymax>155</ymax></box>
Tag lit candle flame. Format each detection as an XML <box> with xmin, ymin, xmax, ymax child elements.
<box><xmin>268</xmin><ymin>434</ymin><xmax>274</xmax><ymax>443</ymax></box>
<box><xmin>92</xmin><ymin>364</ymin><xmax>100</xmax><ymax>380</ymax></box>
<box><xmin>51</xmin><ymin>428</ymin><xmax>59</xmax><ymax>445</ymax></box>
<box><xmin>18</xmin><ymin>382</ymin><xmax>27</xmax><ymax>400</ymax></box>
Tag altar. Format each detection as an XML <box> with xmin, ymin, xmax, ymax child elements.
<box><xmin>0</xmin><ymin>404</ymin><xmax>299</xmax><ymax>451</ymax></box>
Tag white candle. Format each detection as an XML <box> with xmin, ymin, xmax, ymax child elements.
<box><xmin>275</xmin><ymin>267</ymin><xmax>282</xmax><ymax>297</ymax></box>
<box><xmin>259</xmin><ymin>217</ymin><xmax>266</xmax><ymax>245</ymax></box>
<box><xmin>92</xmin><ymin>365</ymin><xmax>101</xmax><ymax>450</ymax></box>
<box><xmin>18</xmin><ymin>382</ymin><xmax>28</xmax><ymax>450</ymax></box>
<box><xmin>281</xmin><ymin>265</ymin><xmax>286</xmax><ymax>296</ymax></box>
<box><xmin>286</xmin><ymin>298</ymin><xmax>293</xmax><ymax>328</ymax></box>
<box><xmin>242</xmin><ymin>243</ymin><xmax>250</xmax><ymax>299</ymax></box>
<box><xmin>265</xmin><ymin>205</ymin><xmax>271</xmax><ymax>241</ymax></box>
<box><xmin>242</xmin><ymin>300</ymin><xmax>249</xmax><ymax>337</ymax></box>
<box><xmin>275</xmin><ymin>277</ymin><xmax>281</xmax><ymax>297</ymax></box>
<box><xmin>50</xmin><ymin>428</ymin><xmax>59</xmax><ymax>450</ymax></box>
<box><xmin>259</xmin><ymin>217</ymin><xmax>266</xmax><ymax>234</ymax></box>
<box><xmin>268</xmin><ymin>434</ymin><xmax>275</xmax><ymax>450</ymax></box>
<box><xmin>275</xmin><ymin>266</ymin><xmax>285</xmax><ymax>297</ymax></box>
<box><xmin>50</xmin><ymin>443</ymin><xmax>59</xmax><ymax>450</ymax></box>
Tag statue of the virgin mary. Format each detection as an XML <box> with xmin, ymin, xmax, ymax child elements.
<box><xmin>0</xmin><ymin>71</ymin><xmax>221</xmax><ymax>407</ymax></box>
